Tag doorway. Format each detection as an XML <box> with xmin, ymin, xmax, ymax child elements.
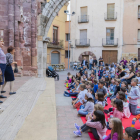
<box><xmin>82</xmin><ymin>55</ymin><xmax>89</xmax><ymax>64</ymax></box>
<box><xmin>51</xmin><ymin>51</ymin><xmax>60</xmax><ymax>64</ymax></box>
<box><xmin>102</xmin><ymin>50</ymin><xmax>118</xmax><ymax>64</ymax></box>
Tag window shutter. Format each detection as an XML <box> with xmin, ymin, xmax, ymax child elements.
<box><xmin>80</xmin><ymin>30</ymin><xmax>87</xmax><ymax>45</ymax></box>
<box><xmin>107</xmin><ymin>4</ymin><xmax>114</xmax><ymax>19</ymax></box>
<box><xmin>138</xmin><ymin>29</ymin><xmax>140</xmax><ymax>41</ymax></box>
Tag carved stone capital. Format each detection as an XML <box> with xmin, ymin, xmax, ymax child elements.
<box><xmin>43</xmin><ymin>37</ymin><xmax>50</xmax><ymax>43</ymax></box>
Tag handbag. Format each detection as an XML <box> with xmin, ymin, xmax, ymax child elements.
<box><xmin>0</xmin><ymin>68</ymin><xmax>3</xmax><ymax>83</ymax></box>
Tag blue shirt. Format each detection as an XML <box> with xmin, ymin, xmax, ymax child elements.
<box><xmin>94</xmin><ymin>84</ymin><xmax>98</xmax><ymax>93</ymax></box>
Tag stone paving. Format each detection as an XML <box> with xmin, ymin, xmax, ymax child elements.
<box><xmin>55</xmin><ymin>70</ymin><xmax>91</xmax><ymax>140</ymax></box>
<box><xmin>0</xmin><ymin>76</ymin><xmax>31</xmax><ymax>104</ymax></box>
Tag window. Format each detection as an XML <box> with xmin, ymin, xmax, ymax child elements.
<box><xmin>80</xmin><ymin>29</ymin><xmax>87</xmax><ymax>45</ymax></box>
<box><xmin>106</xmin><ymin>28</ymin><xmax>114</xmax><ymax>45</ymax></box>
<box><xmin>138</xmin><ymin>6</ymin><xmax>140</xmax><ymax>18</ymax></box>
<box><xmin>0</xmin><ymin>30</ymin><xmax>4</xmax><ymax>40</ymax></box>
<box><xmin>53</xmin><ymin>26</ymin><xmax>58</xmax><ymax>45</ymax></box>
<box><xmin>107</xmin><ymin>4</ymin><xmax>115</xmax><ymax>19</ymax></box>
<box><xmin>81</xmin><ymin>7</ymin><xmax>87</xmax><ymax>22</ymax></box>
<box><xmin>138</xmin><ymin>29</ymin><xmax>140</xmax><ymax>41</ymax></box>
<box><xmin>66</xmin><ymin>33</ymin><xmax>70</xmax><ymax>41</ymax></box>
<box><xmin>65</xmin><ymin>50</ymin><xmax>70</xmax><ymax>58</ymax></box>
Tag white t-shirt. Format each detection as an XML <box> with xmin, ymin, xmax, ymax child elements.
<box><xmin>136</xmin><ymin>77</ymin><xmax>140</xmax><ymax>84</ymax></box>
<box><xmin>110</xmin><ymin>67</ymin><xmax>115</xmax><ymax>75</ymax></box>
<box><xmin>74</xmin><ymin>62</ymin><xmax>77</xmax><ymax>66</ymax></box>
<box><xmin>77</xmin><ymin>89</ymin><xmax>87</xmax><ymax>103</ymax></box>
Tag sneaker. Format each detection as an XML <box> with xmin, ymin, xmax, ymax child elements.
<box><xmin>74</xmin><ymin>123</ymin><xmax>80</xmax><ymax>130</ymax></box>
<box><xmin>9</xmin><ymin>92</ymin><xmax>16</xmax><ymax>95</ymax></box>
<box><xmin>73</xmin><ymin>130</ymin><xmax>82</xmax><ymax>136</ymax></box>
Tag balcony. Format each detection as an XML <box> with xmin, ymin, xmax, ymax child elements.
<box><xmin>138</xmin><ymin>13</ymin><xmax>140</xmax><ymax>19</ymax></box>
<box><xmin>78</xmin><ymin>15</ymin><xmax>89</xmax><ymax>23</ymax></box>
<box><xmin>102</xmin><ymin>38</ymin><xmax>118</xmax><ymax>47</ymax></box>
<box><xmin>48</xmin><ymin>38</ymin><xmax>63</xmax><ymax>49</ymax></box>
<box><xmin>104</xmin><ymin>12</ymin><xmax>117</xmax><ymax>21</ymax></box>
<box><xmin>75</xmin><ymin>39</ymin><xmax>90</xmax><ymax>47</ymax></box>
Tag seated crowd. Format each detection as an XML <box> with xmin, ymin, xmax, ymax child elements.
<box><xmin>64</xmin><ymin>62</ymin><xmax>140</xmax><ymax>140</ymax></box>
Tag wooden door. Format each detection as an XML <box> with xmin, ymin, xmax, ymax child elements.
<box><xmin>82</xmin><ymin>55</ymin><xmax>89</xmax><ymax>64</ymax></box>
<box><xmin>107</xmin><ymin>4</ymin><xmax>114</xmax><ymax>19</ymax></box>
<box><xmin>102</xmin><ymin>50</ymin><xmax>118</xmax><ymax>64</ymax></box>
<box><xmin>138</xmin><ymin>48</ymin><xmax>140</xmax><ymax>61</ymax></box>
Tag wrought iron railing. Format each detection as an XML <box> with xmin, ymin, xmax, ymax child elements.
<box><xmin>75</xmin><ymin>39</ymin><xmax>90</xmax><ymax>46</ymax></box>
<box><xmin>104</xmin><ymin>12</ymin><xmax>117</xmax><ymax>20</ymax></box>
<box><xmin>48</xmin><ymin>38</ymin><xmax>63</xmax><ymax>48</ymax></box>
<box><xmin>102</xmin><ymin>38</ymin><xmax>118</xmax><ymax>46</ymax></box>
<box><xmin>78</xmin><ymin>15</ymin><xmax>89</xmax><ymax>23</ymax></box>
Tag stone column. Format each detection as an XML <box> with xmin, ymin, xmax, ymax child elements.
<box><xmin>31</xmin><ymin>0</ymin><xmax>37</xmax><ymax>68</ymax></box>
<box><xmin>8</xmin><ymin>0</ymin><xmax>15</xmax><ymax>46</ymax></box>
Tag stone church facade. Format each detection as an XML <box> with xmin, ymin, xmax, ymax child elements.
<box><xmin>0</xmin><ymin>0</ymin><xmax>69</xmax><ymax>77</ymax></box>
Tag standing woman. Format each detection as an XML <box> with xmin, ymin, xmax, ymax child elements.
<box><xmin>0</xmin><ymin>39</ymin><xmax>7</xmax><ymax>103</ymax></box>
<box><xmin>1</xmin><ymin>46</ymin><xmax>17</xmax><ymax>95</ymax></box>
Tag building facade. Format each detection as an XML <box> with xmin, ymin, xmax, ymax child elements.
<box><xmin>122</xmin><ymin>0</ymin><xmax>140</xmax><ymax>61</ymax></box>
<box><xmin>46</xmin><ymin>0</ymin><xmax>68</xmax><ymax>66</ymax></box>
<box><xmin>70</xmin><ymin>0</ymin><xmax>124</xmax><ymax>64</ymax></box>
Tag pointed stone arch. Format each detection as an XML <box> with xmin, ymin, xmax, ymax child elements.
<box><xmin>37</xmin><ymin>0</ymin><xmax>69</xmax><ymax>77</ymax></box>
<box><xmin>78</xmin><ymin>51</ymin><xmax>96</xmax><ymax>62</ymax></box>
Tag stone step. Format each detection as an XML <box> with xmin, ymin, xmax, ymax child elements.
<box><xmin>0</xmin><ymin>77</ymin><xmax>46</xmax><ymax>140</ymax></box>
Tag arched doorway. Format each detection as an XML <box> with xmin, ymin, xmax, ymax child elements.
<box><xmin>51</xmin><ymin>51</ymin><xmax>60</xmax><ymax>64</ymax></box>
<box><xmin>78</xmin><ymin>51</ymin><xmax>96</xmax><ymax>62</ymax></box>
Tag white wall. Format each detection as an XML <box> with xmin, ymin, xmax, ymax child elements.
<box><xmin>70</xmin><ymin>0</ymin><xmax>124</xmax><ymax>62</ymax></box>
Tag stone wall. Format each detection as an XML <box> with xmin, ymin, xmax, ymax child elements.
<box><xmin>0</xmin><ymin>0</ymin><xmax>42</xmax><ymax>76</ymax></box>
<box><xmin>122</xmin><ymin>53</ymin><xmax>138</xmax><ymax>62</ymax></box>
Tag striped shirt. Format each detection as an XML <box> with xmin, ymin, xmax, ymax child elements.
<box><xmin>6</xmin><ymin>53</ymin><xmax>13</xmax><ymax>65</ymax></box>
<box><xmin>0</xmin><ymin>48</ymin><xmax>6</xmax><ymax>64</ymax></box>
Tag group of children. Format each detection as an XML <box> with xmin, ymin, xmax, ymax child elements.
<box><xmin>64</xmin><ymin>63</ymin><xmax>140</xmax><ymax>140</ymax></box>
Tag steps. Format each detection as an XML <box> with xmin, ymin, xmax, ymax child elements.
<box><xmin>0</xmin><ymin>77</ymin><xmax>46</xmax><ymax>140</ymax></box>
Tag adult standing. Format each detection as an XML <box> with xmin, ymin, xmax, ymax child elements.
<box><xmin>99</xmin><ymin>56</ymin><xmax>103</xmax><ymax>66</ymax></box>
<box><xmin>0</xmin><ymin>39</ymin><xmax>7</xmax><ymax>103</ymax></box>
<box><xmin>93</xmin><ymin>57</ymin><xmax>97</xmax><ymax>66</ymax></box>
<box><xmin>89</xmin><ymin>57</ymin><xmax>93</xmax><ymax>70</ymax></box>
<box><xmin>81</xmin><ymin>57</ymin><xmax>88</xmax><ymax>68</ymax></box>
<box><xmin>120</xmin><ymin>57</ymin><xmax>128</xmax><ymax>66</ymax></box>
<box><xmin>1</xmin><ymin>46</ymin><xmax>17</xmax><ymax>95</ymax></box>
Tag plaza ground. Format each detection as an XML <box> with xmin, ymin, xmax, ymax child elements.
<box><xmin>0</xmin><ymin>70</ymin><xmax>140</xmax><ymax>140</ymax></box>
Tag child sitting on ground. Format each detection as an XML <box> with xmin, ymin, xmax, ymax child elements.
<box><xmin>73</xmin><ymin>110</ymin><xmax>107</xmax><ymax>139</ymax></box>
<box><xmin>98</xmin><ymin>66</ymin><xmax>104</xmax><ymax>80</ymax></box>
<box><xmin>78</xmin><ymin>92</ymin><xmax>94</xmax><ymax>116</ymax></box>
<box><xmin>93</xmin><ymin>79</ymin><xmax>98</xmax><ymax>94</ymax></box>
<box><xmin>136</xmin><ymin>72</ymin><xmax>140</xmax><ymax>85</ymax></box>
<box><xmin>108</xmin><ymin>99</ymin><xmax>124</xmax><ymax>121</ymax></box>
<box><xmin>116</xmin><ymin>91</ymin><xmax>130</xmax><ymax>118</ymax></box>
<box><xmin>123</xmin><ymin>127</ymin><xmax>138</xmax><ymax>140</ymax></box>
<box><xmin>128</xmin><ymin>78</ymin><xmax>140</xmax><ymax>115</ymax></box>
<box><xmin>97</xmin><ymin>80</ymin><xmax>107</xmax><ymax>97</ymax></box>
<box><xmin>64</xmin><ymin>80</ymin><xmax>80</xmax><ymax>97</ymax></box>
<box><xmin>95</xmin><ymin>92</ymin><xmax>105</xmax><ymax>107</ymax></box>
<box><xmin>72</xmin><ymin>84</ymin><xmax>87</xmax><ymax>109</ymax></box>
<box><xmin>65</xmin><ymin>72</ymin><xmax>71</xmax><ymax>83</ymax></box>
<box><xmin>103</xmin><ymin>118</ymin><xmax>123</xmax><ymax>140</ymax></box>
<box><xmin>110</xmin><ymin>79</ymin><xmax>121</xmax><ymax>100</ymax></box>
<box><xmin>83</xmin><ymin>74</ymin><xmax>87</xmax><ymax>81</ymax></box>
<box><xmin>86</xmin><ymin>103</ymin><xmax>104</xmax><ymax>120</ymax></box>
<box><xmin>107</xmin><ymin>78</ymin><xmax>116</xmax><ymax>97</ymax></box>
<box><xmin>121</xmin><ymin>81</ymin><xmax>128</xmax><ymax>99</ymax></box>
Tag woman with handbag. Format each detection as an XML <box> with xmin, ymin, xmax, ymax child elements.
<box><xmin>0</xmin><ymin>38</ymin><xmax>7</xmax><ymax>103</ymax></box>
<box><xmin>1</xmin><ymin>46</ymin><xmax>17</xmax><ymax>95</ymax></box>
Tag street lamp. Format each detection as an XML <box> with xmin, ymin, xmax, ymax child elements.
<box><xmin>64</xmin><ymin>10</ymin><xmax>75</xmax><ymax>70</ymax></box>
